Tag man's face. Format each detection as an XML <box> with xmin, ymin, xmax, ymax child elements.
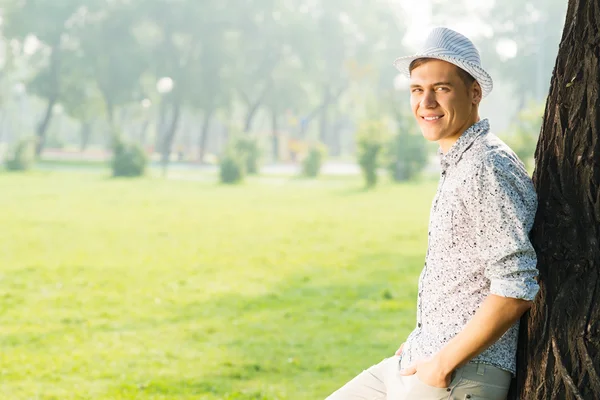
<box><xmin>409</xmin><ymin>59</ymin><xmax>481</xmax><ymax>152</ymax></box>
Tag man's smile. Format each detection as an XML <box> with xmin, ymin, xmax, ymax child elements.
<box><xmin>421</xmin><ymin>115</ymin><xmax>444</xmax><ymax>121</ymax></box>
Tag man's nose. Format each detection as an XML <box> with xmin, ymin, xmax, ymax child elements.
<box><xmin>421</xmin><ymin>90</ymin><xmax>437</xmax><ymax>108</ymax></box>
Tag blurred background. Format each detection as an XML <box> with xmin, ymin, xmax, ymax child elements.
<box><xmin>0</xmin><ymin>1</ymin><xmax>566</xmax><ymax>399</ymax></box>
<box><xmin>0</xmin><ymin>0</ymin><xmax>565</xmax><ymax>176</ymax></box>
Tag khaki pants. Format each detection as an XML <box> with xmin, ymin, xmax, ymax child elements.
<box><xmin>325</xmin><ymin>356</ymin><xmax>511</xmax><ymax>400</ymax></box>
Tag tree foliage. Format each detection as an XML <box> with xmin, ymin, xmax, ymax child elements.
<box><xmin>2</xmin><ymin>0</ymin><xmax>533</xmax><ymax>178</ymax></box>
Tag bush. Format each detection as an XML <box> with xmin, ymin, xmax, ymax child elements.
<box><xmin>111</xmin><ymin>139</ymin><xmax>147</xmax><ymax>177</ymax></box>
<box><xmin>234</xmin><ymin>136</ymin><xmax>260</xmax><ymax>175</ymax></box>
<box><xmin>219</xmin><ymin>150</ymin><xmax>246</xmax><ymax>184</ymax></box>
<box><xmin>302</xmin><ymin>143</ymin><xmax>327</xmax><ymax>178</ymax></box>
<box><xmin>387</xmin><ymin>131</ymin><xmax>428</xmax><ymax>182</ymax></box>
<box><xmin>356</xmin><ymin>120</ymin><xmax>389</xmax><ymax>188</ymax></box>
<box><xmin>5</xmin><ymin>138</ymin><xmax>35</xmax><ymax>171</ymax></box>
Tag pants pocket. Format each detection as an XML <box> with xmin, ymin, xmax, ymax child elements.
<box><xmin>405</xmin><ymin>375</ymin><xmax>451</xmax><ymax>399</ymax></box>
<box><xmin>452</xmin><ymin>379</ymin><xmax>509</xmax><ymax>400</ymax></box>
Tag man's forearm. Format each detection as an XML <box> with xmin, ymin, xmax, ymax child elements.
<box><xmin>433</xmin><ymin>294</ymin><xmax>532</xmax><ymax>374</ymax></box>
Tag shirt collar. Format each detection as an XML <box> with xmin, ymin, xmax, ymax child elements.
<box><xmin>439</xmin><ymin>119</ymin><xmax>490</xmax><ymax>170</ymax></box>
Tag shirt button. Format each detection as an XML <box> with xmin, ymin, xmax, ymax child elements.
<box><xmin>447</xmin><ymin>388</ymin><xmax>452</xmax><ymax>392</ymax></box>
<box><xmin>417</xmin><ymin>323</ymin><xmax>422</xmax><ymax>328</ymax></box>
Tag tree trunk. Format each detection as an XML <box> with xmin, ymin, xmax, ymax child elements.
<box><xmin>299</xmin><ymin>84</ymin><xmax>346</xmax><ymax>139</ymax></box>
<box><xmin>244</xmin><ymin>100</ymin><xmax>262</xmax><ymax>134</ymax></box>
<box><xmin>155</xmin><ymin>97</ymin><xmax>168</xmax><ymax>153</ymax></box>
<box><xmin>271</xmin><ymin>110</ymin><xmax>279</xmax><ymax>162</ymax></box>
<box><xmin>0</xmin><ymin>110</ymin><xmax>5</xmax><ymax>145</ymax></box>
<box><xmin>35</xmin><ymin>97</ymin><xmax>57</xmax><ymax>156</ymax></box>
<box><xmin>198</xmin><ymin>108</ymin><xmax>214</xmax><ymax>164</ymax></box>
<box><xmin>161</xmin><ymin>99</ymin><xmax>182</xmax><ymax>173</ymax></box>
<box><xmin>319</xmin><ymin>86</ymin><xmax>331</xmax><ymax>145</ymax></box>
<box><xmin>512</xmin><ymin>0</ymin><xmax>600</xmax><ymax>398</ymax></box>
<box><xmin>139</xmin><ymin>118</ymin><xmax>151</xmax><ymax>148</ymax></box>
<box><xmin>242</xmin><ymin>82</ymin><xmax>272</xmax><ymax>134</ymax></box>
<box><xmin>35</xmin><ymin>43</ymin><xmax>61</xmax><ymax>157</ymax></box>
<box><xmin>102</xmin><ymin>91</ymin><xmax>117</xmax><ymax>142</ymax></box>
<box><xmin>79</xmin><ymin>121</ymin><xmax>92</xmax><ymax>152</ymax></box>
<box><xmin>330</xmin><ymin>108</ymin><xmax>343</xmax><ymax>157</ymax></box>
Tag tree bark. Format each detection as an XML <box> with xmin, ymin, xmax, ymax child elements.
<box><xmin>155</xmin><ymin>97</ymin><xmax>168</xmax><ymax>153</ymax></box>
<box><xmin>35</xmin><ymin>43</ymin><xmax>61</xmax><ymax>157</ymax></box>
<box><xmin>138</xmin><ymin>118</ymin><xmax>151</xmax><ymax>148</ymax></box>
<box><xmin>241</xmin><ymin>80</ymin><xmax>272</xmax><ymax>133</ymax></box>
<box><xmin>117</xmin><ymin>108</ymin><xmax>131</xmax><ymax>139</ymax></box>
<box><xmin>512</xmin><ymin>0</ymin><xmax>600</xmax><ymax>398</ymax></box>
<box><xmin>35</xmin><ymin>96</ymin><xmax>57</xmax><ymax>156</ymax></box>
<box><xmin>298</xmin><ymin>84</ymin><xmax>347</xmax><ymax>139</ymax></box>
<box><xmin>0</xmin><ymin>111</ymin><xmax>5</xmax><ymax>145</ymax></box>
<box><xmin>271</xmin><ymin>110</ymin><xmax>279</xmax><ymax>162</ymax></box>
<box><xmin>244</xmin><ymin>99</ymin><xmax>262</xmax><ymax>134</ymax></box>
<box><xmin>198</xmin><ymin>108</ymin><xmax>214</xmax><ymax>165</ymax></box>
<box><xmin>319</xmin><ymin>86</ymin><xmax>331</xmax><ymax>146</ymax></box>
<box><xmin>330</xmin><ymin>108</ymin><xmax>343</xmax><ymax>157</ymax></box>
<box><xmin>161</xmin><ymin>99</ymin><xmax>182</xmax><ymax>172</ymax></box>
<box><xmin>102</xmin><ymin>92</ymin><xmax>117</xmax><ymax>141</ymax></box>
<box><xmin>79</xmin><ymin>121</ymin><xmax>92</xmax><ymax>152</ymax></box>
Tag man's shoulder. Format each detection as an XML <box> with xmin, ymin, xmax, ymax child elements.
<box><xmin>469</xmin><ymin>133</ymin><xmax>527</xmax><ymax>173</ymax></box>
<box><xmin>461</xmin><ymin>134</ymin><xmax>535</xmax><ymax>200</ymax></box>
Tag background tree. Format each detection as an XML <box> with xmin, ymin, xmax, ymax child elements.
<box><xmin>0</xmin><ymin>0</ymin><xmax>417</xmax><ymax>173</ymax></box>
<box><xmin>232</xmin><ymin>0</ymin><xmax>283</xmax><ymax>134</ymax></box>
<box><xmin>141</xmin><ymin>0</ymin><xmax>197</xmax><ymax>170</ymax></box>
<box><xmin>296</xmin><ymin>1</ymin><xmax>404</xmax><ymax>152</ymax></box>
<box><xmin>478</xmin><ymin>0</ymin><xmax>567</xmax><ymax>109</ymax></box>
<box><xmin>511</xmin><ymin>0</ymin><xmax>600</xmax><ymax>398</ymax></box>
<box><xmin>59</xmin><ymin>55</ymin><xmax>106</xmax><ymax>152</ymax></box>
<box><xmin>431</xmin><ymin>0</ymin><xmax>567</xmax><ymax>113</ymax></box>
<box><xmin>76</xmin><ymin>0</ymin><xmax>147</xmax><ymax>137</ymax></box>
<box><xmin>2</xmin><ymin>0</ymin><xmax>85</xmax><ymax>156</ymax></box>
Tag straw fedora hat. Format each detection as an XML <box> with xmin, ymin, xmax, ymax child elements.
<box><xmin>393</xmin><ymin>27</ymin><xmax>493</xmax><ymax>97</ymax></box>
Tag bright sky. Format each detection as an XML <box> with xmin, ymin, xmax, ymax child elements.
<box><xmin>397</xmin><ymin>0</ymin><xmax>495</xmax><ymax>51</ymax></box>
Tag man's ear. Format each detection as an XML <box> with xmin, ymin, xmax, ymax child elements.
<box><xmin>472</xmin><ymin>82</ymin><xmax>482</xmax><ymax>105</ymax></box>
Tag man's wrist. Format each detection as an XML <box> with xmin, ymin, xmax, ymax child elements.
<box><xmin>433</xmin><ymin>349</ymin><xmax>459</xmax><ymax>376</ymax></box>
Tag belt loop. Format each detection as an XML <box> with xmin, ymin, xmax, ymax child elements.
<box><xmin>476</xmin><ymin>364</ymin><xmax>485</xmax><ymax>376</ymax></box>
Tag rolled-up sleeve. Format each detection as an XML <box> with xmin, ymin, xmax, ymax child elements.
<box><xmin>471</xmin><ymin>153</ymin><xmax>540</xmax><ymax>301</ymax></box>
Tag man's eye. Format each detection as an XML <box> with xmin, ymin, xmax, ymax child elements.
<box><xmin>411</xmin><ymin>88</ymin><xmax>423</xmax><ymax>93</ymax></box>
<box><xmin>436</xmin><ymin>87</ymin><xmax>449</xmax><ymax>92</ymax></box>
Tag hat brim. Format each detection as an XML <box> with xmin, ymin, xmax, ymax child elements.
<box><xmin>393</xmin><ymin>53</ymin><xmax>493</xmax><ymax>98</ymax></box>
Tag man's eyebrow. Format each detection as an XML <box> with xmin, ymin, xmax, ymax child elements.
<box><xmin>409</xmin><ymin>82</ymin><xmax>454</xmax><ymax>89</ymax></box>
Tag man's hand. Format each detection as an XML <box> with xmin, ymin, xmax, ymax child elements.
<box><xmin>395</xmin><ymin>343</ymin><xmax>404</xmax><ymax>356</ymax></box>
<box><xmin>399</xmin><ymin>357</ymin><xmax>452</xmax><ymax>388</ymax></box>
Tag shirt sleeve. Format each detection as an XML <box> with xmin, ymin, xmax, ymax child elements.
<box><xmin>471</xmin><ymin>152</ymin><xmax>540</xmax><ymax>301</ymax></box>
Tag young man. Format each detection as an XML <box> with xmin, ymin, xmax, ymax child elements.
<box><xmin>326</xmin><ymin>27</ymin><xmax>540</xmax><ymax>400</ymax></box>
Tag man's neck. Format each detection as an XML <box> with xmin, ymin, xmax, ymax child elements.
<box><xmin>439</xmin><ymin>116</ymin><xmax>481</xmax><ymax>154</ymax></box>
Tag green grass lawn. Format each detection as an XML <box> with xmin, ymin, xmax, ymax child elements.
<box><xmin>0</xmin><ymin>172</ymin><xmax>436</xmax><ymax>400</ymax></box>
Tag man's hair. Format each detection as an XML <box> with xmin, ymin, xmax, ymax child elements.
<box><xmin>409</xmin><ymin>58</ymin><xmax>476</xmax><ymax>89</ymax></box>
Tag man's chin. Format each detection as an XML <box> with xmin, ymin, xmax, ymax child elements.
<box><xmin>420</xmin><ymin>130</ymin><xmax>440</xmax><ymax>142</ymax></box>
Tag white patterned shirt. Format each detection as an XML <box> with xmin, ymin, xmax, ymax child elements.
<box><xmin>399</xmin><ymin>119</ymin><xmax>540</xmax><ymax>375</ymax></box>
